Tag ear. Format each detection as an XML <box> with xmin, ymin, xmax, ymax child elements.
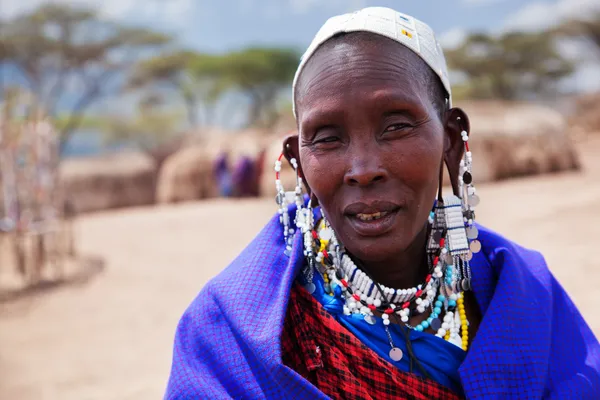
<box><xmin>282</xmin><ymin>134</ymin><xmax>318</xmax><ymax>206</ymax></box>
<box><xmin>443</xmin><ymin>108</ymin><xmax>470</xmax><ymax>197</ymax></box>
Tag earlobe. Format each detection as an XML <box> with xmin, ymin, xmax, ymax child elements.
<box><xmin>282</xmin><ymin>134</ymin><xmax>299</xmax><ymax>163</ymax></box>
<box><xmin>443</xmin><ymin>108</ymin><xmax>470</xmax><ymax>196</ymax></box>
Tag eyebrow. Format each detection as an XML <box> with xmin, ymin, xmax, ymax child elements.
<box><xmin>299</xmin><ymin>88</ymin><xmax>426</xmax><ymax>125</ymax></box>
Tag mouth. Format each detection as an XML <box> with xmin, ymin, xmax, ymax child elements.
<box><xmin>344</xmin><ymin>201</ymin><xmax>402</xmax><ymax>237</ymax></box>
<box><xmin>355</xmin><ymin>211</ymin><xmax>391</xmax><ymax>221</ymax></box>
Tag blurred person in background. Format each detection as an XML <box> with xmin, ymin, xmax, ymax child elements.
<box><xmin>231</xmin><ymin>155</ymin><xmax>257</xmax><ymax>197</ymax></box>
<box><xmin>166</xmin><ymin>7</ymin><xmax>600</xmax><ymax>399</ymax></box>
<box><xmin>213</xmin><ymin>152</ymin><xmax>233</xmax><ymax>198</ymax></box>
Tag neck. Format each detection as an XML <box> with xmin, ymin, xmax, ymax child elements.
<box><xmin>351</xmin><ymin>223</ymin><xmax>430</xmax><ymax>290</ymax></box>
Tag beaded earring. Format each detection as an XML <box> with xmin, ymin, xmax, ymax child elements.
<box><xmin>274</xmin><ymin>153</ymin><xmax>294</xmax><ymax>256</ymax></box>
<box><xmin>458</xmin><ymin>121</ymin><xmax>481</xmax><ymax>260</ymax></box>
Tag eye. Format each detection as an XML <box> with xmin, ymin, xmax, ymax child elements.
<box><xmin>312</xmin><ymin>126</ymin><xmax>340</xmax><ymax>145</ymax></box>
<box><xmin>315</xmin><ymin>136</ymin><xmax>339</xmax><ymax>144</ymax></box>
<box><xmin>384</xmin><ymin>122</ymin><xmax>412</xmax><ymax>133</ymax></box>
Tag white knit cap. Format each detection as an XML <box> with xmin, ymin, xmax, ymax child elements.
<box><xmin>292</xmin><ymin>7</ymin><xmax>452</xmax><ymax>117</ymax></box>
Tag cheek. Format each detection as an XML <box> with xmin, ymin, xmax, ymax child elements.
<box><xmin>389</xmin><ymin>135</ymin><xmax>443</xmax><ymax>196</ymax></box>
<box><xmin>299</xmin><ymin>148</ymin><xmax>344</xmax><ymax>206</ymax></box>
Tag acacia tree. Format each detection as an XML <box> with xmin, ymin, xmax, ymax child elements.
<box><xmin>192</xmin><ymin>47</ymin><xmax>300</xmax><ymax>128</ymax></box>
<box><xmin>100</xmin><ymin>93</ymin><xmax>184</xmax><ymax>168</ymax></box>
<box><xmin>445</xmin><ymin>32</ymin><xmax>574</xmax><ymax>100</ymax></box>
<box><xmin>556</xmin><ymin>12</ymin><xmax>600</xmax><ymax>59</ymax></box>
<box><xmin>128</xmin><ymin>51</ymin><xmax>224</xmax><ymax>127</ymax></box>
<box><xmin>128</xmin><ymin>51</ymin><xmax>197</xmax><ymax>126</ymax></box>
<box><xmin>131</xmin><ymin>47</ymin><xmax>300</xmax><ymax>129</ymax></box>
<box><xmin>0</xmin><ymin>4</ymin><xmax>171</xmax><ymax>149</ymax></box>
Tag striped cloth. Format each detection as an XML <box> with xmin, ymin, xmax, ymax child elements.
<box><xmin>282</xmin><ymin>283</ymin><xmax>462</xmax><ymax>399</ymax></box>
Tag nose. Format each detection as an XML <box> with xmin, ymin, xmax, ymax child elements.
<box><xmin>344</xmin><ymin>151</ymin><xmax>388</xmax><ymax>187</ymax></box>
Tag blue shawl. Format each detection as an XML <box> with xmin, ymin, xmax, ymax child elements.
<box><xmin>165</xmin><ymin>208</ymin><xmax>600</xmax><ymax>399</ymax></box>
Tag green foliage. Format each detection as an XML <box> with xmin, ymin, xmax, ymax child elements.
<box><xmin>555</xmin><ymin>11</ymin><xmax>600</xmax><ymax>59</ymax></box>
<box><xmin>445</xmin><ymin>31</ymin><xmax>574</xmax><ymax>100</ymax></box>
<box><xmin>129</xmin><ymin>47</ymin><xmax>300</xmax><ymax>129</ymax></box>
<box><xmin>204</xmin><ymin>47</ymin><xmax>300</xmax><ymax>127</ymax></box>
<box><xmin>0</xmin><ymin>4</ymin><xmax>171</xmax><ymax>147</ymax></box>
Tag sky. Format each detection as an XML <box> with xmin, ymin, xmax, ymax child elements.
<box><xmin>2</xmin><ymin>0</ymin><xmax>599</xmax><ymax>52</ymax></box>
<box><xmin>2</xmin><ymin>0</ymin><xmax>600</xmax><ymax>130</ymax></box>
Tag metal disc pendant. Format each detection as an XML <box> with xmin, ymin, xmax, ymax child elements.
<box><xmin>468</xmin><ymin>194</ymin><xmax>480</xmax><ymax>207</ymax></box>
<box><xmin>461</xmin><ymin>251</ymin><xmax>473</xmax><ymax>261</ymax></box>
<box><xmin>461</xmin><ymin>279</ymin><xmax>471</xmax><ymax>291</ymax></box>
<box><xmin>275</xmin><ymin>193</ymin><xmax>284</xmax><ymax>205</ymax></box>
<box><xmin>320</xmin><ymin>227</ymin><xmax>333</xmax><ymax>241</ymax></box>
<box><xmin>389</xmin><ymin>347</ymin><xmax>403</xmax><ymax>362</ymax></box>
<box><xmin>364</xmin><ymin>315</ymin><xmax>376</xmax><ymax>325</ymax></box>
<box><xmin>470</xmin><ymin>239</ymin><xmax>482</xmax><ymax>253</ymax></box>
<box><xmin>466</xmin><ymin>225</ymin><xmax>479</xmax><ymax>240</ymax></box>
<box><xmin>305</xmin><ymin>283</ymin><xmax>316</xmax><ymax>294</ymax></box>
<box><xmin>430</xmin><ymin>318</ymin><xmax>442</xmax><ymax>331</ymax></box>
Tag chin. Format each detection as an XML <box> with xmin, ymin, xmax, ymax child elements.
<box><xmin>341</xmin><ymin>232</ymin><xmax>411</xmax><ymax>263</ymax></box>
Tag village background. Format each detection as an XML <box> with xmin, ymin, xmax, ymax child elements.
<box><xmin>1</xmin><ymin>0</ymin><xmax>599</xmax><ymax>399</ymax></box>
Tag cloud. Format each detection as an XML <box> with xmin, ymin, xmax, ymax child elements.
<box><xmin>275</xmin><ymin>0</ymin><xmax>367</xmax><ymax>15</ymax></box>
<box><xmin>288</xmin><ymin>0</ymin><xmax>322</xmax><ymax>14</ymax></box>
<box><xmin>0</xmin><ymin>0</ymin><xmax>194</xmax><ymax>25</ymax></box>
<box><xmin>503</xmin><ymin>0</ymin><xmax>600</xmax><ymax>32</ymax></box>
<box><xmin>462</xmin><ymin>0</ymin><xmax>504</xmax><ymax>5</ymax></box>
<box><xmin>560</xmin><ymin>63</ymin><xmax>600</xmax><ymax>93</ymax></box>
<box><xmin>438</xmin><ymin>28</ymin><xmax>468</xmax><ymax>49</ymax></box>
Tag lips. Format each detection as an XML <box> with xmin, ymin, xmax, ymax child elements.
<box><xmin>344</xmin><ymin>201</ymin><xmax>402</xmax><ymax>237</ymax></box>
<box><xmin>344</xmin><ymin>201</ymin><xmax>401</xmax><ymax>216</ymax></box>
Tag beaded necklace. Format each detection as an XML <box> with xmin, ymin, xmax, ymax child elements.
<box><xmin>302</xmin><ymin>196</ymin><xmax>478</xmax><ymax>359</ymax></box>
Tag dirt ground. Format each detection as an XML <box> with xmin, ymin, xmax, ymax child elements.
<box><xmin>1</xmin><ymin>137</ymin><xmax>600</xmax><ymax>400</ymax></box>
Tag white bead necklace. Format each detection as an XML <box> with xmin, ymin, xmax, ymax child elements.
<box><xmin>308</xmin><ymin>218</ymin><xmax>468</xmax><ymax>350</ymax></box>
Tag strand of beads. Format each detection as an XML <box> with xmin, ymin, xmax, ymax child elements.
<box><xmin>457</xmin><ymin>293</ymin><xmax>469</xmax><ymax>351</ymax></box>
<box><xmin>458</xmin><ymin>128</ymin><xmax>481</xmax><ymax>266</ymax></box>
<box><xmin>309</xmin><ymin>219</ymin><xmax>471</xmax><ymax>350</ymax></box>
<box><xmin>274</xmin><ymin>154</ymin><xmax>291</xmax><ymax>254</ymax></box>
<box><xmin>321</xmin><ymin>223</ymin><xmax>448</xmax><ymax>327</ymax></box>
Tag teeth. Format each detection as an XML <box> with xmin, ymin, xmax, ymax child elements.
<box><xmin>356</xmin><ymin>211</ymin><xmax>389</xmax><ymax>221</ymax></box>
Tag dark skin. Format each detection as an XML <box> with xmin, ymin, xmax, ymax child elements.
<box><xmin>286</xmin><ymin>34</ymin><xmax>481</xmax><ymax>338</ymax></box>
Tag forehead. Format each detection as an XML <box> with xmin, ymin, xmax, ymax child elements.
<box><xmin>295</xmin><ymin>35</ymin><xmax>430</xmax><ymax>116</ymax></box>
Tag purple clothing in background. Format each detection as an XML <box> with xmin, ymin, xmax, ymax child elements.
<box><xmin>231</xmin><ymin>156</ymin><xmax>255</xmax><ymax>197</ymax></box>
<box><xmin>165</xmin><ymin>204</ymin><xmax>600</xmax><ymax>399</ymax></box>
<box><xmin>213</xmin><ymin>153</ymin><xmax>233</xmax><ymax>197</ymax></box>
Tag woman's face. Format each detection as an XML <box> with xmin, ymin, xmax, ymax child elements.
<box><xmin>294</xmin><ymin>37</ymin><xmax>450</xmax><ymax>264</ymax></box>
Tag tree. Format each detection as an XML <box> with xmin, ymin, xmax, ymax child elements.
<box><xmin>86</xmin><ymin>93</ymin><xmax>184</xmax><ymax>169</ymax></box>
<box><xmin>128</xmin><ymin>50</ymin><xmax>197</xmax><ymax>126</ymax></box>
<box><xmin>556</xmin><ymin>12</ymin><xmax>600</xmax><ymax>59</ymax></box>
<box><xmin>445</xmin><ymin>32</ymin><xmax>574</xmax><ymax>100</ymax></box>
<box><xmin>0</xmin><ymin>4</ymin><xmax>171</xmax><ymax>150</ymax></box>
<box><xmin>191</xmin><ymin>47</ymin><xmax>300</xmax><ymax>128</ymax></box>
<box><xmin>128</xmin><ymin>51</ymin><xmax>223</xmax><ymax>128</ymax></box>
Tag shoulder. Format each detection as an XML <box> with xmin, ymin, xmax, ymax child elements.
<box><xmin>475</xmin><ymin>223</ymin><xmax>548</xmax><ymax>276</ymax></box>
<box><xmin>469</xmin><ymin>224</ymin><xmax>552</xmax><ymax>311</ymax></box>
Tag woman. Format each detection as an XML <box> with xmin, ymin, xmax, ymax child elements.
<box><xmin>166</xmin><ymin>7</ymin><xmax>600</xmax><ymax>399</ymax></box>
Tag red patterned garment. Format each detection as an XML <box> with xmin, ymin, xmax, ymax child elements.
<box><xmin>281</xmin><ymin>284</ymin><xmax>463</xmax><ymax>400</ymax></box>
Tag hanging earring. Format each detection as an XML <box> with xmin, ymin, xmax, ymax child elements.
<box><xmin>457</xmin><ymin>118</ymin><xmax>481</xmax><ymax>253</ymax></box>
<box><xmin>274</xmin><ymin>153</ymin><xmax>298</xmax><ymax>257</ymax></box>
<box><xmin>451</xmin><ymin>116</ymin><xmax>481</xmax><ymax>291</ymax></box>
